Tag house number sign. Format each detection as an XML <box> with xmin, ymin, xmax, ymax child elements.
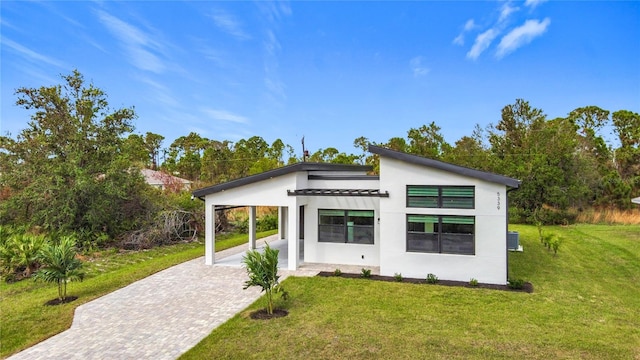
<box><xmin>497</xmin><ymin>192</ymin><xmax>501</xmax><ymax>210</ymax></box>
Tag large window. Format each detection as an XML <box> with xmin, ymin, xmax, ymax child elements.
<box><xmin>407</xmin><ymin>186</ymin><xmax>474</xmax><ymax>209</ymax></box>
<box><xmin>319</xmin><ymin>209</ymin><xmax>374</xmax><ymax>244</ymax></box>
<box><xmin>407</xmin><ymin>215</ymin><xmax>475</xmax><ymax>255</ymax></box>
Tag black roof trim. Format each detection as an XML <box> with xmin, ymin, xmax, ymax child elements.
<box><xmin>288</xmin><ymin>188</ymin><xmax>389</xmax><ymax>197</ymax></box>
<box><xmin>308</xmin><ymin>174</ymin><xmax>379</xmax><ymax>181</ymax></box>
<box><xmin>192</xmin><ymin>162</ymin><xmax>372</xmax><ymax>197</ymax></box>
<box><xmin>369</xmin><ymin>145</ymin><xmax>520</xmax><ymax>188</ymax></box>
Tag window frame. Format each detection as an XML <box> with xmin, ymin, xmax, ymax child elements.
<box><xmin>406</xmin><ymin>214</ymin><xmax>475</xmax><ymax>255</ymax></box>
<box><xmin>406</xmin><ymin>185</ymin><xmax>475</xmax><ymax>209</ymax></box>
<box><xmin>318</xmin><ymin>209</ymin><xmax>375</xmax><ymax>245</ymax></box>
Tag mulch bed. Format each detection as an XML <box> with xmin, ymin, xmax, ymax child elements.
<box><xmin>317</xmin><ymin>272</ymin><xmax>533</xmax><ymax>293</ymax></box>
<box><xmin>249</xmin><ymin>309</ymin><xmax>289</xmax><ymax>320</ymax></box>
<box><xmin>45</xmin><ymin>296</ymin><xmax>79</xmax><ymax>306</ymax></box>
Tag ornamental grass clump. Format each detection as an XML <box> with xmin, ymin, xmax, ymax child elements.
<box><xmin>242</xmin><ymin>244</ymin><xmax>287</xmax><ymax>315</ymax></box>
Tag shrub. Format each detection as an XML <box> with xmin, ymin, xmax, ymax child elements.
<box><xmin>508</xmin><ymin>278</ymin><xmax>525</xmax><ymax>290</ymax></box>
<box><xmin>257</xmin><ymin>213</ymin><xmax>278</xmax><ymax>232</ymax></box>
<box><xmin>550</xmin><ymin>235</ymin><xmax>563</xmax><ymax>256</ymax></box>
<box><xmin>242</xmin><ymin>244</ymin><xmax>287</xmax><ymax>315</ymax></box>
<box><xmin>333</xmin><ymin>268</ymin><xmax>342</xmax><ymax>276</ymax></box>
<box><xmin>469</xmin><ymin>278</ymin><xmax>479</xmax><ymax>287</ymax></box>
<box><xmin>34</xmin><ymin>236</ymin><xmax>85</xmax><ymax>301</ymax></box>
<box><xmin>426</xmin><ymin>273</ymin><xmax>439</xmax><ymax>284</ymax></box>
<box><xmin>360</xmin><ymin>268</ymin><xmax>372</xmax><ymax>278</ymax></box>
<box><xmin>0</xmin><ymin>231</ymin><xmax>47</xmax><ymax>281</ymax></box>
<box><xmin>394</xmin><ymin>273</ymin><xmax>403</xmax><ymax>282</ymax></box>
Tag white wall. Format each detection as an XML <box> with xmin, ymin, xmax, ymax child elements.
<box><xmin>303</xmin><ymin>195</ymin><xmax>380</xmax><ymax>267</ymax></box>
<box><xmin>378</xmin><ymin>157</ymin><xmax>508</xmax><ymax>284</ymax></box>
<box><xmin>203</xmin><ymin>172</ymin><xmax>307</xmax><ymax>207</ymax></box>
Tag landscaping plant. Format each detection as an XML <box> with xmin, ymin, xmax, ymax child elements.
<box><xmin>33</xmin><ymin>236</ymin><xmax>85</xmax><ymax>302</ymax></box>
<box><xmin>426</xmin><ymin>273</ymin><xmax>439</xmax><ymax>284</ymax></box>
<box><xmin>360</xmin><ymin>268</ymin><xmax>372</xmax><ymax>278</ymax></box>
<box><xmin>0</xmin><ymin>231</ymin><xmax>47</xmax><ymax>281</ymax></box>
<box><xmin>242</xmin><ymin>244</ymin><xmax>286</xmax><ymax>315</ymax></box>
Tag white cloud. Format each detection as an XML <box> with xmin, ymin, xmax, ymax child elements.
<box><xmin>257</xmin><ymin>0</ymin><xmax>292</xmax><ymax>24</ymax></box>
<box><xmin>467</xmin><ymin>28</ymin><xmax>499</xmax><ymax>60</ymax></box>
<box><xmin>496</xmin><ymin>18</ymin><xmax>551</xmax><ymax>58</ymax></box>
<box><xmin>2</xmin><ymin>38</ymin><xmax>66</xmax><ymax>68</ymax></box>
<box><xmin>410</xmin><ymin>56</ymin><xmax>430</xmax><ymax>77</ymax></box>
<box><xmin>264</xmin><ymin>29</ymin><xmax>281</xmax><ymax>56</ymax></box>
<box><xmin>525</xmin><ymin>0</ymin><xmax>547</xmax><ymax>9</ymax></box>
<box><xmin>453</xmin><ymin>19</ymin><xmax>476</xmax><ymax>46</ymax></box>
<box><xmin>453</xmin><ymin>34</ymin><xmax>465</xmax><ymax>46</ymax></box>
<box><xmin>209</xmin><ymin>9</ymin><xmax>250</xmax><ymax>40</ymax></box>
<box><xmin>464</xmin><ymin>19</ymin><xmax>476</xmax><ymax>31</ymax></box>
<box><xmin>137</xmin><ymin>76</ymin><xmax>179</xmax><ymax>108</ymax></box>
<box><xmin>499</xmin><ymin>2</ymin><xmax>520</xmax><ymax>23</ymax></box>
<box><xmin>201</xmin><ymin>108</ymin><xmax>249</xmax><ymax>124</ymax></box>
<box><xmin>96</xmin><ymin>10</ymin><xmax>167</xmax><ymax>73</ymax></box>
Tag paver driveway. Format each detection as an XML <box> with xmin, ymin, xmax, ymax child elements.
<box><xmin>8</xmin><ymin>237</ymin><xmax>317</xmax><ymax>360</ymax></box>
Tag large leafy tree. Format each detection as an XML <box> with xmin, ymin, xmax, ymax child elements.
<box><xmin>164</xmin><ymin>132</ymin><xmax>209</xmax><ymax>181</ymax></box>
<box><xmin>0</xmin><ymin>70</ymin><xmax>154</xmax><ymax>237</ymax></box>
<box><xmin>612</xmin><ymin>110</ymin><xmax>640</xmax><ymax>181</ymax></box>
<box><xmin>407</xmin><ymin>122</ymin><xmax>451</xmax><ymax>159</ymax></box>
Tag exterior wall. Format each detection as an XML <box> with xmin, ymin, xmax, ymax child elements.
<box><xmin>203</xmin><ymin>172</ymin><xmax>307</xmax><ymax>207</ymax></box>
<box><xmin>378</xmin><ymin>157</ymin><xmax>508</xmax><ymax>284</ymax></box>
<box><xmin>302</xmin><ymin>195</ymin><xmax>380</xmax><ymax>267</ymax></box>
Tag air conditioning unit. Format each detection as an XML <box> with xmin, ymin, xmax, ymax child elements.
<box><xmin>507</xmin><ymin>231</ymin><xmax>520</xmax><ymax>251</ymax></box>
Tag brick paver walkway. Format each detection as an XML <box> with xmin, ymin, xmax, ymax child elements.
<box><xmin>8</xmin><ymin>236</ymin><xmax>318</xmax><ymax>360</ymax></box>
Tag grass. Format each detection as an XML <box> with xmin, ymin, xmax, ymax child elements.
<box><xmin>0</xmin><ymin>229</ymin><xmax>277</xmax><ymax>358</ymax></box>
<box><xmin>181</xmin><ymin>224</ymin><xmax>640</xmax><ymax>359</ymax></box>
<box><xmin>574</xmin><ymin>207</ymin><xmax>640</xmax><ymax>225</ymax></box>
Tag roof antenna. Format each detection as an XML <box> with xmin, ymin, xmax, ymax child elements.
<box><xmin>302</xmin><ymin>136</ymin><xmax>309</xmax><ymax>162</ymax></box>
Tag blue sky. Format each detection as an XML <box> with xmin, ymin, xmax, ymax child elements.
<box><xmin>2</xmin><ymin>1</ymin><xmax>639</xmax><ymax>155</ymax></box>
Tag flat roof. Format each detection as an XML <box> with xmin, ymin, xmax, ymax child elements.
<box><xmin>192</xmin><ymin>162</ymin><xmax>372</xmax><ymax>198</ymax></box>
<box><xmin>369</xmin><ymin>145</ymin><xmax>521</xmax><ymax>188</ymax></box>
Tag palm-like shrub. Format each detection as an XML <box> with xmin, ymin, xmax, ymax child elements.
<box><xmin>0</xmin><ymin>232</ymin><xmax>47</xmax><ymax>280</ymax></box>
<box><xmin>242</xmin><ymin>244</ymin><xmax>286</xmax><ymax>315</ymax></box>
<box><xmin>34</xmin><ymin>236</ymin><xmax>84</xmax><ymax>301</ymax></box>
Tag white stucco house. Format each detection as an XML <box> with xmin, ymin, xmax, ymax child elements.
<box><xmin>192</xmin><ymin>145</ymin><xmax>521</xmax><ymax>285</ymax></box>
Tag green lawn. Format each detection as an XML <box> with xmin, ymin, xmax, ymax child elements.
<box><xmin>0</xmin><ymin>230</ymin><xmax>277</xmax><ymax>358</ymax></box>
<box><xmin>181</xmin><ymin>225</ymin><xmax>640</xmax><ymax>359</ymax></box>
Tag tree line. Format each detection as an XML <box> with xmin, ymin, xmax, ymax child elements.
<box><xmin>135</xmin><ymin>100</ymin><xmax>639</xmax><ymax>223</ymax></box>
<box><xmin>1</xmin><ymin>71</ymin><xmax>639</xmax><ymax>244</ymax></box>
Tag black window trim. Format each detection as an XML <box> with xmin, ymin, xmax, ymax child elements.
<box><xmin>406</xmin><ymin>185</ymin><xmax>475</xmax><ymax>209</ymax></box>
<box><xmin>318</xmin><ymin>209</ymin><xmax>375</xmax><ymax>245</ymax></box>
<box><xmin>406</xmin><ymin>214</ymin><xmax>476</xmax><ymax>255</ymax></box>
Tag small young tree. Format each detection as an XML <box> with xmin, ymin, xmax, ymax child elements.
<box><xmin>34</xmin><ymin>236</ymin><xmax>84</xmax><ymax>302</ymax></box>
<box><xmin>242</xmin><ymin>244</ymin><xmax>286</xmax><ymax>315</ymax></box>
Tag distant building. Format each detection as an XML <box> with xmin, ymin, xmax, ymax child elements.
<box><xmin>141</xmin><ymin>169</ymin><xmax>192</xmax><ymax>191</ymax></box>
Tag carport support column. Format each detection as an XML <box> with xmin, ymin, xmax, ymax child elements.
<box><xmin>249</xmin><ymin>206</ymin><xmax>257</xmax><ymax>250</ymax></box>
<box><xmin>278</xmin><ymin>207</ymin><xmax>286</xmax><ymax>239</ymax></box>
<box><xmin>205</xmin><ymin>204</ymin><xmax>215</xmax><ymax>265</ymax></box>
<box><xmin>287</xmin><ymin>205</ymin><xmax>298</xmax><ymax>270</ymax></box>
